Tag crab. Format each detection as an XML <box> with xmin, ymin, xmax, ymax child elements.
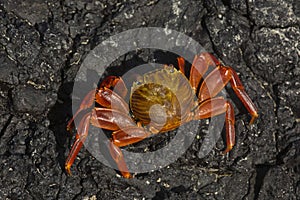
<box><xmin>65</xmin><ymin>52</ymin><xmax>258</xmax><ymax>178</ymax></box>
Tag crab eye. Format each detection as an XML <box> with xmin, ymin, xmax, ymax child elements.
<box><xmin>168</xmin><ymin>65</ymin><xmax>174</xmax><ymax>73</ymax></box>
<box><xmin>135</xmin><ymin>81</ymin><xmax>142</xmax><ymax>85</ymax></box>
<box><xmin>164</xmin><ymin>64</ymin><xmax>175</xmax><ymax>73</ymax></box>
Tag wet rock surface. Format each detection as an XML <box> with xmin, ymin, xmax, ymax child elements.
<box><xmin>0</xmin><ymin>0</ymin><xmax>299</xmax><ymax>199</ymax></box>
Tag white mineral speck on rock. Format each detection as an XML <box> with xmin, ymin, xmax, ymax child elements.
<box><xmin>172</xmin><ymin>0</ymin><xmax>182</xmax><ymax>16</ymax></box>
<box><xmin>116</xmin><ymin>174</ymin><xmax>121</xmax><ymax>178</ymax></box>
<box><xmin>163</xmin><ymin>183</ymin><xmax>170</xmax><ymax>188</ymax></box>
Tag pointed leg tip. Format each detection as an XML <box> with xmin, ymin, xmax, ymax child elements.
<box><xmin>249</xmin><ymin>113</ymin><xmax>258</xmax><ymax>125</ymax></box>
<box><xmin>123</xmin><ymin>172</ymin><xmax>133</xmax><ymax>179</ymax></box>
<box><xmin>222</xmin><ymin>145</ymin><xmax>234</xmax><ymax>155</ymax></box>
<box><xmin>118</xmin><ymin>170</ymin><xmax>132</xmax><ymax>179</ymax></box>
<box><xmin>65</xmin><ymin>165</ymin><xmax>72</xmax><ymax>176</ymax></box>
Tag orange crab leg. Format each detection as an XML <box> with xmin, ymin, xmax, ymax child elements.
<box><xmin>65</xmin><ymin>113</ymin><xmax>91</xmax><ymax>174</ymax></box>
<box><xmin>90</xmin><ymin>108</ymin><xmax>135</xmax><ymax>130</ymax></box>
<box><xmin>177</xmin><ymin>57</ymin><xmax>185</xmax><ymax>75</ymax></box>
<box><xmin>111</xmin><ymin>127</ymin><xmax>152</xmax><ymax>147</ymax></box>
<box><xmin>65</xmin><ymin>108</ymin><xmax>136</xmax><ymax>175</ymax></box>
<box><xmin>199</xmin><ymin>66</ymin><xmax>258</xmax><ymax>124</ymax></box>
<box><xmin>67</xmin><ymin>89</ymin><xmax>96</xmax><ymax>131</ymax></box>
<box><xmin>100</xmin><ymin>76</ymin><xmax>128</xmax><ymax>98</ymax></box>
<box><xmin>108</xmin><ymin>127</ymin><xmax>152</xmax><ymax>178</ymax></box>
<box><xmin>194</xmin><ymin>97</ymin><xmax>235</xmax><ymax>153</ymax></box>
<box><xmin>95</xmin><ymin>88</ymin><xmax>129</xmax><ymax>114</ymax></box>
<box><xmin>108</xmin><ymin>139</ymin><xmax>132</xmax><ymax>178</ymax></box>
<box><xmin>188</xmin><ymin>52</ymin><xmax>218</xmax><ymax>92</ymax></box>
<box><xmin>67</xmin><ymin>87</ymin><xmax>129</xmax><ymax>132</ymax></box>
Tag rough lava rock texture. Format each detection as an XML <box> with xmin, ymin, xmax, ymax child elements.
<box><xmin>0</xmin><ymin>0</ymin><xmax>299</xmax><ymax>199</ymax></box>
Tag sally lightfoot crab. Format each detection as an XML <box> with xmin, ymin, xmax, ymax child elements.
<box><xmin>65</xmin><ymin>52</ymin><xmax>258</xmax><ymax>178</ymax></box>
